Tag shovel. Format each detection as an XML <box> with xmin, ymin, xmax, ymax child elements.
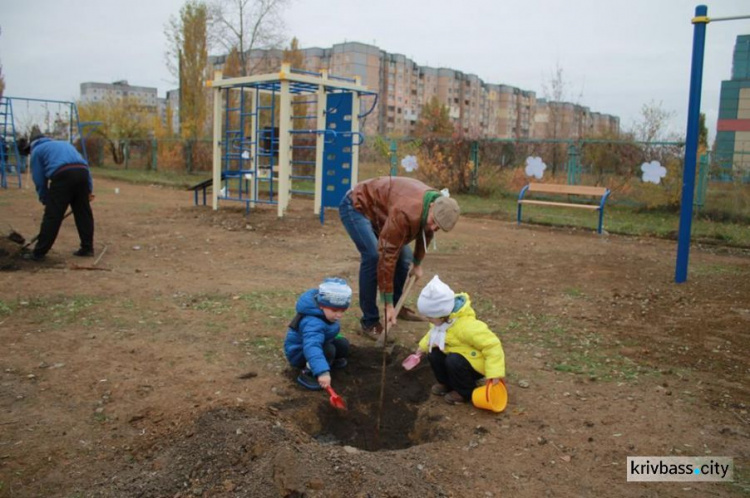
<box><xmin>22</xmin><ymin>210</ymin><xmax>73</xmax><ymax>250</ymax></box>
<box><xmin>325</xmin><ymin>385</ymin><xmax>347</xmax><ymax>411</ymax></box>
<box><xmin>375</xmin><ymin>273</ymin><xmax>418</xmax><ymax>348</ymax></box>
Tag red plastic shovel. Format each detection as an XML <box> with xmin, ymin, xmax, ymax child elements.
<box><xmin>325</xmin><ymin>386</ymin><xmax>347</xmax><ymax>411</ymax></box>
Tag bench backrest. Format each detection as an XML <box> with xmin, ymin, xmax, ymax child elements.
<box><xmin>527</xmin><ymin>183</ymin><xmax>608</xmax><ymax>197</ymax></box>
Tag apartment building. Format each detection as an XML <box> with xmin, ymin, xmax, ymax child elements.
<box><xmin>208</xmin><ymin>41</ymin><xmax>620</xmax><ymax>140</ymax></box>
<box><xmin>533</xmin><ymin>100</ymin><xmax>620</xmax><ymax>140</ymax></box>
<box><xmin>80</xmin><ymin>80</ymin><xmax>173</xmax><ymax>130</ymax></box>
<box><xmin>715</xmin><ymin>34</ymin><xmax>750</xmax><ymax>178</ymax></box>
<box><xmin>80</xmin><ymin>80</ymin><xmax>159</xmax><ymax>109</ymax></box>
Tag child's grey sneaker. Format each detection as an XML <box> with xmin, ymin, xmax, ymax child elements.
<box><xmin>296</xmin><ymin>369</ymin><xmax>322</xmax><ymax>391</ymax></box>
<box><xmin>332</xmin><ymin>358</ymin><xmax>348</xmax><ymax>369</ymax></box>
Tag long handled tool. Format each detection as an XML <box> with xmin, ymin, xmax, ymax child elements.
<box><xmin>375</xmin><ymin>273</ymin><xmax>418</xmax><ymax>348</ymax></box>
<box><xmin>22</xmin><ymin>210</ymin><xmax>73</xmax><ymax>250</ymax></box>
<box><xmin>375</xmin><ymin>273</ymin><xmax>419</xmax><ymax>437</ymax></box>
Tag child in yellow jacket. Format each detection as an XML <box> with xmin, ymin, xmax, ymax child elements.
<box><xmin>414</xmin><ymin>275</ymin><xmax>506</xmax><ymax>405</ymax></box>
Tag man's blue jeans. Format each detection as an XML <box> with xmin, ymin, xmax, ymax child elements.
<box><xmin>339</xmin><ymin>192</ymin><xmax>412</xmax><ymax>328</ymax></box>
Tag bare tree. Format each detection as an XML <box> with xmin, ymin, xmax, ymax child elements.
<box><xmin>632</xmin><ymin>100</ymin><xmax>678</xmax><ymax>143</ymax></box>
<box><xmin>208</xmin><ymin>0</ymin><xmax>291</xmax><ymax>76</ymax></box>
<box><xmin>541</xmin><ymin>63</ymin><xmax>584</xmax><ymax>174</ymax></box>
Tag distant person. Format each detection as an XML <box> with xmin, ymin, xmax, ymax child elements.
<box><xmin>23</xmin><ymin>129</ymin><xmax>95</xmax><ymax>262</ymax></box>
<box><xmin>412</xmin><ymin>275</ymin><xmax>506</xmax><ymax>405</ymax></box>
<box><xmin>339</xmin><ymin>176</ymin><xmax>460</xmax><ymax>339</ymax></box>
<box><xmin>284</xmin><ymin>278</ymin><xmax>352</xmax><ymax>391</ymax></box>
<box><xmin>17</xmin><ymin>137</ymin><xmax>29</xmax><ymax>173</ymax></box>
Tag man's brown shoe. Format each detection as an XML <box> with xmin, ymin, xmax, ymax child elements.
<box><xmin>397</xmin><ymin>306</ymin><xmax>426</xmax><ymax>322</ymax></box>
<box><xmin>359</xmin><ymin>322</ymin><xmax>383</xmax><ymax>341</ymax></box>
<box><xmin>431</xmin><ymin>383</ymin><xmax>449</xmax><ymax>396</ymax></box>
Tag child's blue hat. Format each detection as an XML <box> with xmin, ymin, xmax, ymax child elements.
<box><xmin>317</xmin><ymin>277</ymin><xmax>352</xmax><ymax>310</ymax></box>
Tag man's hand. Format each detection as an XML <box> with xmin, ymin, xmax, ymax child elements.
<box><xmin>409</xmin><ymin>264</ymin><xmax>423</xmax><ymax>280</ymax></box>
<box><xmin>384</xmin><ymin>302</ymin><xmax>397</xmax><ymax>328</ymax></box>
<box><xmin>488</xmin><ymin>378</ymin><xmax>505</xmax><ymax>386</ymax></box>
<box><xmin>318</xmin><ymin>372</ymin><xmax>331</xmax><ymax>389</ymax></box>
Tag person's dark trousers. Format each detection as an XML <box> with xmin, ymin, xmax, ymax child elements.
<box><xmin>323</xmin><ymin>336</ymin><xmax>350</xmax><ymax>364</ymax></box>
<box><xmin>290</xmin><ymin>337</ymin><xmax>350</xmax><ymax>370</ymax></box>
<box><xmin>428</xmin><ymin>349</ymin><xmax>483</xmax><ymax>400</ymax></box>
<box><xmin>339</xmin><ymin>192</ymin><xmax>412</xmax><ymax>328</ymax></box>
<box><xmin>34</xmin><ymin>168</ymin><xmax>94</xmax><ymax>257</ymax></box>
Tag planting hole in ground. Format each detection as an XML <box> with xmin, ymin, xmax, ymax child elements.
<box><xmin>273</xmin><ymin>344</ymin><xmax>444</xmax><ymax>451</ymax></box>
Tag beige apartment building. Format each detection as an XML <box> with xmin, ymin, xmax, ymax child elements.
<box><xmin>80</xmin><ymin>80</ymin><xmax>171</xmax><ymax>129</ymax></box>
<box><xmin>534</xmin><ymin>100</ymin><xmax>621</xmax><ymax>140</ymax></box>
<box><xmin>209</xmin><ymin>41</ymin><xmax>620</xmax><ymax>140</ymax></box>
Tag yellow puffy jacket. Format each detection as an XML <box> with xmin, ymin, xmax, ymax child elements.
<box><xmin>417</xmin><ymin>293</ymin><xmax>506</xmax><ymax>379</ymax></box>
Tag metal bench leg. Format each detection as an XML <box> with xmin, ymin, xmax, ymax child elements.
<box><xmin>517</xmin><ymin>203</ymin><xmax>522</xmax><ymax>225</ymax></box>
<box><xmin>597</xmin><ymin>208</ymin><xmax>604</xmax><ymax>234</ymax></box>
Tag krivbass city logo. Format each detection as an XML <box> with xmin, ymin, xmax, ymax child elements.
<box><xmin>627</xmin><ymin>457</ymin><xmax>733</xmax><ymax>482</ymax></box>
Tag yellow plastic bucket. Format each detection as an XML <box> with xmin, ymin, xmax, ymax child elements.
<box><xmin>471</xmin><ymin>382</ymin><xmax>508</xmax><ymax>413</ymax></box>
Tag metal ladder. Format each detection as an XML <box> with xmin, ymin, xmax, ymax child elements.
<box><xmin>0</xmin><ymin>97</ymin><xmax>23</xmax><ymax>188</ymax></box>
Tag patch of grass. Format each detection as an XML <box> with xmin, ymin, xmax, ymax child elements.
<box><xmin>505</xmin><ymin>312</ymin><xmax>568</xmax><ymax>348</ymax></box>
<box><xmin>239</xmin><ymin>290</ymin><xmax>297</xmax><ymax>326</ymax></box>
<box><xmin>468</xmin><ymin>295</ymin><xmax>500</xmax><ymax>320</ymax></box>
<box><xmin>175</xmin><ymin>293</ymin><xmax>233</xmax><ymax>315</ymax></box>
<box><xmin>11</xmin><ymin>295</ymin><xmax>106</xmax><ymax>329</ymax></box>
<box><xmin>506</xmin><ymin>311</ymin><xmax>655</xmax><ymax>382</ymax></box>
<box><xmin>203</xmin><ymin>321</ymin><xmax>228</xmax><ymax>333</ymax></box>
<box><xmin>690</xmin><ymin>262</ymin><xmax>748</xmax><ymax>277</ymax></box>
<box><xmin>0</xmin><ymin>300</ymin><xmax>14</xmax><ymax>316</ymax></box>
<box><xmin>453</xmin><ymin>190</ymin><xmax>750</xmax><ymax>247</ymax></box>
<box><xmin>192</xmin><ymin>296</ymin><xmax>232</xmax><ymax>315</ymax></box>
<box><xmin>93</xmin><ymin>166</ymin><xmax>204</xmax><ymax>189</ymax></box>
<box><xmin>91</xmin><ymin>165</ymin><xmax>750</xmax><ymax>246</ymax></box>
<box><xmin>554</xmin><ymin>348</ymin><xmax>645</xmax><ymax>381</ymax></box>
<box><xmin>49</xmin><ymin>296</ymin><xmax>98</xmax><ymax>320</ymax></box>
<box><xmin>729</xmin><ymin>463</ymin><xmax>750</xmax><ymax>494</ymax></box>
<box><xmin>434</xmin><ymin>238</ymin><xmax>462</xmax><ymax>254</ymax></box>
<box><xmin>563</xmin><ymin>287</ymin><xmax>585</xmax><ymax>298</ymax></box>
<box><xmin>120</xmin><ymin>299</ymin><xmax>136</xmax><ymax>310</ymax></box>
<box><xmin>241</xmin><ymin>336</ymin><xmax>284</xmax><ymax>361</ymax></box>
<box><xmin>134</xmin><ymin>203</ymin><xmax>157</xmax><ymax>213</ymax></box>
<box><xmin>203</xmin><ymin>350</ymin><xmax>218</xmax><ymax>364</ymax></box>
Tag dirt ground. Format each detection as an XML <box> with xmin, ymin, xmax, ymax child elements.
<box><xmin>1</xmin><ymin>177</ymin><xmax>749</xmax><ymax>497</ymax></box>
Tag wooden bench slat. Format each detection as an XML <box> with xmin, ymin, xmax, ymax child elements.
<box><xmin>527</xmin><ymin>183</ymin><xmax>607</xmax><ymax>196</ymax></box>
<box><xmin>517</xmin><ymin>182</ymin><xmax>611</xmax><ymax>234</ymax></box>
<box><xmin>519</xmin><ymin>200</ymin><xmax>601</xmax><ymax>210</ymax></box>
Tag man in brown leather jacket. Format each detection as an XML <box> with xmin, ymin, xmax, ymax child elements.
<box><xmin>339</xmin><ymin>177</ymin><xmax>460</xmax><ymax>338</ymax></box>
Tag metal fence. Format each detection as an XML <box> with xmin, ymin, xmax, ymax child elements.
<box><xmin>84</xmin><ymin>135</ymin><xmax>750</xmax><ymax>220</ymax></box>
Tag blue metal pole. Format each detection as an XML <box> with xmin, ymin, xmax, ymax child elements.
<box><xmin>389</xmin><ymin>139</ymin><xmax>397</xmax><ymax>176</ymax></box>
<box><xmin>675</xmin><ymin>5</ymin><xmax>708</xmax><ymax>284</ymax></box>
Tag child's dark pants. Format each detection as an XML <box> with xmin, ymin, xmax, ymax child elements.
<box><xmin>428</xmin><ymin>349</ymin><xmax>483</xmax><ymax>400</ymax></box>
<box><xmin>324</xmin><ymin>337</ymin><xmax>350</xmax><ymax>365</ymax></box>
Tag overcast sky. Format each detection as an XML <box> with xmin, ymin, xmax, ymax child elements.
<box><xmin>2</xmin><ymin>0</ymin><xmax>749</xmax><ymax>141</ymax></box>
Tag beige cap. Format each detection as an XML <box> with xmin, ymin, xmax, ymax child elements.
<box><xmin>432</xmin><ymin>196</ymin><xmax>460</xmax><ymax>232</ymax></box>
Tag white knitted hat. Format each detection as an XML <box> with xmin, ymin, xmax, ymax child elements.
<box><xmin>417</xmin><ymin>275</ymin><xmax>455</xmax><ymax>318</ymax></box>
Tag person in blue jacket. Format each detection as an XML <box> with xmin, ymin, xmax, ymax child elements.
<box><xmin>23</xmin><ymin>128</ymin><xmax>94</xmax><ymax>261</ymax></box>
<box><xmin>284</xmin><ymin>278</ymin><xmax>352</xmax><ymax>390</ymax></box>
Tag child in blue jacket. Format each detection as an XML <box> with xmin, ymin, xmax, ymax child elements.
<box><xmin>284</xmin><ymin>278</ymin><xmax>352</xmax><ymax>390</ymax></box>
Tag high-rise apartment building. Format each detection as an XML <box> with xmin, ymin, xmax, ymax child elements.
<box><xmin>80</xmin><ymin>80</ymin><xmax>172</xmax><ymax>129</ymax></box>
<box><xmin>208</xmin><ymin>41</ymin><xmax>620</xmax><ymax>140</ymax></box>
<box><xmin>80</xmin><ymin>80</ymin><xmax>160</xmax><ymax>110</ymax></box>
<box><xmin>715</xmin><ymin>34</ymin><xmax>750</xmax><ymax>178</ymax></box>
